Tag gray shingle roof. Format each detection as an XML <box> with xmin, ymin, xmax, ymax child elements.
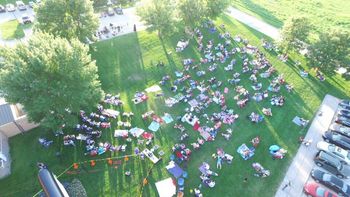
<box><xmin>0</xmin><ymin>104</ymin><xmax>14</xmax><ymax>126</ymax></box>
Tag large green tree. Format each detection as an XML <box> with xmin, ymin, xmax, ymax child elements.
<box><xmin>0</xmin><ymin>32</ymin><xmax>104</xmax><ymax>130</ymax></box>
<box><xmin>177</xmin><ymin>0</ymin><xmax>207</xmax><ymax>26</ymax></box>
<box><xmin>280</xmin><ymin>16</ymin><xmax>312</xmax><ymax>52</ymax></box>
<box><xmin>137</xmin><ymin>0</ymin><xmax>177</xmax><ymax>36</ymax></box>
<box><xmin>205</xmin><ymin>0</ymin><xmax>230</xmax><ymax>19</ymax></box>
<box><xmin>309</xmin><ymin>29</ymin><xmax>350</xmax><ymax>71</ymax></box>
<box><xmin>35</xmin><ymin>0</ymin><xmax>99</xmax><ymax>42</ymax></box>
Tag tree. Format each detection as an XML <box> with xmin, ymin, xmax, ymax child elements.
<box><xmin>0</xmin><ymin>32</ymin><xmax>104</xmax><ymax>130</ymax></box>
<box><xmin>35</xmin><ymin>0</ymin><xmax>99</xmax><ymax>43</ymax></box>
<box><xmin>137</xmin><ymin>0</ymin><xmax>177</xmax><ymax>36</ymax></box>
<box><xmin>280</xmin><ymin>16</ymin><xmax>312</xmax><ymax>52</ymax></box>
<box><xmin>67</xmin><ymin>179</ymin><xmax>87</xmax><ymax>197</ymax></box>
<box><xmin>205</xmin><ymin>0</ymin><xmax>230</xmax><ymax>19</ymax></box>
<box><xmin>92</xmin><ymin>0</ymin><xmax>108</xmax><ymax>8</ymax></box>
<box><xmin>177</xmin><ymin>0</ymin><xmax>207</xmax><ymax>26</ymax></box>
<box><xmin>309</xmin><ymin>29</ymin><xmax>350</xmax><ymax>72</ymax></box>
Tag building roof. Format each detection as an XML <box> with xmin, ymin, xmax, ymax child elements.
<box><xmin>0</xmin><ymin>104</ymin><xmax>15</xmax><ymax>126</ymax></box>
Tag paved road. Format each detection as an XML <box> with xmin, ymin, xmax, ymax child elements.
<box><xmin>275</xmin><ymin>94</ymin><xmax>340</xmax><ymax>197</ymax></box>
<box><xmin>0</xmin><ymin>7</ymin><xmax>144</xmax><ymax>46</ymax></box>
<box><xmin>226</xmin><ymin>7</ymin><xmax>281</xmax><ymax>40</ymax></box>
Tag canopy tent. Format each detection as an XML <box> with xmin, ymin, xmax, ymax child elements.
<box><xmin>155</xmin><ymin>178</ymin><xmax>176</xmax><ymax>197</ymax></box>
<box><xmin>129</xmin><ymin>127</ymin><xmax>145</xmax><ymax>138</ymax></box>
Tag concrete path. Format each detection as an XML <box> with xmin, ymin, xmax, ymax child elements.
<box><xmin>275</xmin><ymin>94</ymin><xmax>340</xmax><ymax>197</ymax></box>
<box><xmin>226</xmin><ymin>7</ymin><xmax>281</xmax><ymax>40</ymax></box>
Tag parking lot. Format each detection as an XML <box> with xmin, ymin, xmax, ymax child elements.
<box><xmin>275</xmin><ymin>95</ymin><xmax>347</xmax><ymax>197</ymax></box>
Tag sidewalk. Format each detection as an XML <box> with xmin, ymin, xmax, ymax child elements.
<box><xmin>275</xmin><ymin>94</ymin><xmax>340</xmax><ymax>197</ymax></box>
<box><xmin>226</xmin><ymin>7</ymin><xmax>281</xmax><ymax>40</ymax></box>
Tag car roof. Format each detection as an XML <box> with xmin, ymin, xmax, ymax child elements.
<box><xmin>319</xmin><ymin>151</ymin><xmax>341</xmax><ymax>165</ymax></box>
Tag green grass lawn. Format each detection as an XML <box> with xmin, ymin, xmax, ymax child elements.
<box><xmin>1</xmin><ymin>14</ymin><xmax>350</xmax><ymax>197</ymax></box>
<box><xmin>232</xmin><ymin>0</ymin><xmax>350</xmax><ymax>32</ymax></box>
<box><xmin>0</xmin><ymin>20</ymin><xmax>31</xmax><ymax>40</ymax></box>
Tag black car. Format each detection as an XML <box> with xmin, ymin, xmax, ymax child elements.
<box><xmin>0</xmin><ymin>4</ymin><xmax>5</xmax><ymax>12</ymax></box>
<box><xmin>340</xmin><ymin>100</ymin><xmax>350</xmax><ymax>107</ymax></box>
<box><xmin>315</xmin><ymin>151</ymin><xmax>350</xmax><ymax>179</ymax></box>
<box><xmin>311</xmin><ymin>169</ymin><xmax>350</xmax><ymax>196</ymax></box>
<box><xmin>340</xmin><ymin>110</ymin><xmax>350</xmax><ymax>118</ymax></box>
<box><xmin>340</xmin><ymin>105</ymin><xmax>350</xmax><ymax>111</ymax></box>
<box><xmin>323</xmin><ymin>131</ymin><xmax>350</xmax><ymax>150</ymax></box>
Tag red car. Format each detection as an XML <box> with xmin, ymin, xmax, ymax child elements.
<box><xmin>304</xmin><ymin>182</ymin><xmax>337</xmax><ymax>197</ymax></box>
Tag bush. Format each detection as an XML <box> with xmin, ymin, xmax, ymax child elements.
<box><xmin>67</xmin><ymin>179</ymin><xmax>87</xmax><ymax>197</ymax></box>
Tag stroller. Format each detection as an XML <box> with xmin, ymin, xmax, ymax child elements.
<box><xmin>252</xmin><ymin>162</ymin><xmax>270</xmax><ymax>177</ymax></box>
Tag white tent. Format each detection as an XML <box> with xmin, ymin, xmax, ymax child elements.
<box><xmin>155</xmin><ymin>178</ymin><xmax>176</xmax><ymax>197</ymax></box>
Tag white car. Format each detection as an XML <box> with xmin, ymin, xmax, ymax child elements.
<box><xmin>317</xmin><ymin>141</ymin><xmax>350</xmax><ymax>164</ymax></box>
<box><xmin>6</xmin><ymin>3</ymin><xmax>16</xmax><ymax>12</ymax></box>
<box><xmin>16</xmin><ymin>1</ymin><xmax>27</xmax><ymax>11</ymax></box>
<box><xmin>330</xmin><ymin>123</ymin><xmax>350</xmax><ymax>133</ymax></box>
<box><xmin>20</xmin><ymin>14</ymin><xmax>33</xmax><ymax>24</ymax></box>
<box><xmin>28</xmin><ymin>1</ymin><xmax>35</xmax><ymax>8</ymax></box>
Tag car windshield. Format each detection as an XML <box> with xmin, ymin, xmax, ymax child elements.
<box><xmin>323</xmin><ymin>174</ymin><xmax>332</xmax><ymax>181</ymax></box>
<box><xmin>328</xmin><ymin>144</ymin><xmax>336</xmax><ymax>152</ymax></box>
<box><xmin>316</xmin><ymin>187</ymin><xmax>325</xmax><ymax>196</ymax></box>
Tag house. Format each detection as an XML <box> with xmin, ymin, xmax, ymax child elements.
<box><xmin>0</xmin><ymin>98</ymin><xmax>39</xmax><ymax>179</ymax></box>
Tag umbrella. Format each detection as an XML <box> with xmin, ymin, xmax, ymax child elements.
<box><xmin>269</xmin><ymin>145</ymin><xmax>280</xmax><ymax>152</ymax></box>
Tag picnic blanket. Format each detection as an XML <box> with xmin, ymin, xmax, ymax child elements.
<box><xmin>166</xmin><ymin>161</ymin><xmax>184</xmax><ymax>178</ymax></box>
<box><xmin>143</xmin><ymin>148</ymin><xmax>160</xmax><ymax>164</ymax></box>
<box><xmin>101</xmin><ymin>109</ymin><xmax>120</xmax><ymax>118</ymax></box>
<box><xmin>189</xmin><ymin>99</ymin><xmax>199</xmax><ymax>108</ymax></box>
<box><xmin>237</xmin><ymin>144</ymin><xmax>255</xmax><ymax>160</ymax></box>
<box><xmin>199</xmin><ymin>130</ymin><xmax>212</xmax><ymax>141</ymax></box>
<box><xmin>148</xmin><ymin>121</ymin><xmax>160</xmax><ymax>132</ymax></box>
<box><xmin>155</xmin><ymin>178</ymin><xmax>176</xmax><ymax>197</ymax></box>
<box><xmin>129</xmin><ymin>127</ymin><xmax>145</xmax><ymax>137</ymax></box>
<box><xmin>162</xmin><ymin>114</ymin><xmax>174</xmax><ymax>124</ymax></box>
<box><xmin>142</xmin><ymin>132</ymin><xmax>153</xmax><ymax>140</ymax></box>
<box><xmin>165</xmin><ymin>97</ymin><xmax>178</xmax><ymax>107</ymax></box>
<box><xmin>145</xmin><ymin>85</ymin><xmax>162</xmax><ymax>93</ymax></box>
<box><xmin>292</xmin><ymin>116</ymin><xmax>308</xmax><ymax>127</ymax></box>
<box><xmin>114</xmin><ymin>130</ymin><xmax>129</xmax><ymax>138</ymax></box>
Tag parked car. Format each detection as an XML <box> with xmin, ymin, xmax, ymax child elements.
<box><xmin>21</xmin><ymin>14</ymin><xmax>32</xmax><ymax>24</ymax></box>
<box><xmin>317</xmin><ymin>141</ymin><xmax>350</xmax><ymax>165</ymax></box>
<box><xmin>340</xmin><ymin>100</ymin><xmax>350</xmax><ymax>107</ymax></box>
<box><xmin>339</xmin><ymin>110</ymin><xmax>350</xmax><ymax>119</ymax></box>
<box><xmin>107</xmin><ymin>7</ymin><xmax>115</xmax><ymax>16</ymax></box>
<box><xmin>114</xmin><ymin>7</ymin><xmax>123</xmax><ymax>15</ymax></box>
<box><xmin>314</xmin><ymin>151</ymin><xmax>350</xmax><ymax>178</ymax></box>
<box><xmin>16</xmin><ymin>1</ymin><xmax>27</xmax><ymax>11</ymax></box>
<box><xmin>0</xmin><ymin>4</ymin><xmax>6</xmax><ymax>13</ymax></box>
<box><xmin>340</xmin><ymin>105</ymin><xmax>350</xmax><ymax>111</ymax></box>
<box><xmin>336</xmin><ymin>118</ymin><xmax>350</xmax><ymax>128</ymax></box>
<box><xmin>304</xmin><ymin>182</ymin><xmax>338</xmax><ymax>197</ymax></box>
<box><xmin>6</xmin><ymin>3</ymin><xmax>16</xmax><ymax>12</ymax></box>
<box><xmin>323</xmin><ymin>131</ymin><xmax>350</xmax><ymax>150</ymax></box>
<box><xmin>311</xmin><ymin>169</ymin><xmax>350</xmax><ymax>196</ymax></box>
<box><xmin>28</xmin><ymin>1</ymin><xmax>35</xmax><ymax>8</ymax></box>
<box><xmin>330</xmin><ymin>123</ymin><xmax>350</xmax><ymax>137</ymax></box>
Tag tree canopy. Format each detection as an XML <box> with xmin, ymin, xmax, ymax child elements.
<box><xmin>136</xmin><ymin>0</ymin><xmax>177</xmax><ymax>36</ymax></box>
<box><xmin>177</xmin><ymin>0</ymin><xmax>207</xmax><ymax>26</ymax></box>
<box><xmin>35</xmin><ymin>0</ymin><xmax>99</xmax><ymax>43</ymax></box>
<box><xmin>205</xmin><ymin>0</ymin><xmax>230</xmax><ymax>19</ymax></box>
<box><xmin>0</xmin><ymin>32</ymin><xmax>104</xmax><ymax>130</ymax></box>
<box><xmin>308</xmin><ymin>29</ymin><xmax>350</xmax><ymax>71</ymax></box>
<box><xmin>280</xmin><ymin>16</ymin><xmax>312</xmax><ymax>52</ymax></box>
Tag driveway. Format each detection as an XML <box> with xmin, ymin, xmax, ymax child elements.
<box><xmin>226</xmin><ymin>7</ymin><xmax>281</xmax><ymax>40</ymax></box>
<box><xmin>275</xmin><ymin>94</ymin><xmax>340</xmax><ymax>197</ymax></box>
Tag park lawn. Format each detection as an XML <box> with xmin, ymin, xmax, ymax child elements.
<box><xmin>1</xmin><ymin>14</ymin><xmax>350</xmax><ymax>197</ymax></box>
<box><xmin>231</xmin><ymin>0</ymin><xmax>350</xmax><ymax>32</ymax></box>
<box><xmin>0</xmin><ymin>19</ymin><xmax>31</xmax><ymax>40</ymax></box>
